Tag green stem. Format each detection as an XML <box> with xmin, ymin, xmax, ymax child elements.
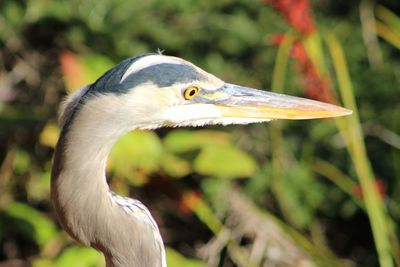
<box><xmin>375</xmin><ymin>20</ymin><xmax>400</xmax><ymax>49</ymax></box>
<box><xmin>312</xmin><ymin>159</ymin><xmax>364</xmax><ymax>209</ymax></box>
<box><xmin>376</xmin><ymin>5</ymin><xmax>400</xmax><ymax>33</ymax></box>
<box><xmin>270</xmin><ymin>31</ymin><xmax>295</xmax><ymax>221</ymax></box>
<box><xmin>325</xmin><ymin>32</ymin><xmax>394</xmax><ymax>267</ymax></box>
<box><xmin>271</xmin><ymin>31</ymin><xmax>295</xmax><ymax>93</ymax></box>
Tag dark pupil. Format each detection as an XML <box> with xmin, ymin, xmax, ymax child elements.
<box><xmin>189</xmin><ymin>89</ymin><xmax>196</xmax><ymax>96</ymax></box>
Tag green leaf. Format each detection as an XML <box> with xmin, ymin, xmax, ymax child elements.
<box><xmin>160</xmin><ymin>152</ymin><xmax>192</xmax><ymax>178</ymax></box>
<box><xmin>12</xmin><ymin>149</ymin><xmax>31</xmax><ymax>175</ymax></box>
<box><xmin>164</xmin><ymin>130</ymin><xmax>231</xmax><ymax>153</ymax></box>
<box><xmin>55</xmin><ymin>246</ymin><xmax>103</xmax><ymax>267</ymax></box>
<box><xmin>194</xmin><ymin>145</ymin><xmax>257</xmax><ymax>179</ymax></box>
<box><xmin>32</xmin><ymin>258</ymin><xmax>53</xmax><ymax>267</ymax></box>
<box><xmin>27</xmin><ymin>171</ymin><xmax>51</xmax><ymax>201</ymax></box>
<box><xmin>39</xmin><ymin>123</ymin><xmax>60</xmax><ymax>148</ymax></box>
<box><xmin>2</xmin><ymin>1</ymin><xmax>24</xmax><ymax>27</ymax></box>
<box><xmin>109</xmin><ymin>131</ymin><xmax>163</xmax><ymax>185</ymax></box>
<box><xmin>166</xmin><ymin>247</ymin><xmax>206</xmax><ymax>267</ymax></box>
<box><xmin>2</xmin><ymin>202</ymin><xmax>57</xmax><ymax>246</ymax></box>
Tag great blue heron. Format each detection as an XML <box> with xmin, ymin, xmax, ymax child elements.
<box><xmin>51</xmin><ymin>54</ymin><xmax>351</xmax><ymax>267</ymax></box>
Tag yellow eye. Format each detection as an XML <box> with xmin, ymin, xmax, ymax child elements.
<box><xmin>183</xmin><ymin>86</ymin><xmax>200</xmax><ymax>100</ymax></box>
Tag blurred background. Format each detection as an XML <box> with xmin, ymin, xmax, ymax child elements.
<box><xmin>0</xmin><ymin>0</ymin><xmax>399</xmax><ymax>266</ymax></box>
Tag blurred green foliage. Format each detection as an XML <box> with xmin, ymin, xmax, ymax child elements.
<box><xmin>0</xmin><ymin>0</ymin><xmax>400</xmax><ymax>266</ymax></box>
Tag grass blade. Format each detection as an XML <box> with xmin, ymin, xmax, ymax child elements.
<box><xmin>325</xmin><ymin>32</ymin><xmax>396</xmax><ymax>267</ymax></box>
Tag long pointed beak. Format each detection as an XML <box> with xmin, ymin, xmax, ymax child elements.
<box><xmin>203</xmin><ymin>83</ymin><xmax>352</xmax><ymax>120</ymax></box>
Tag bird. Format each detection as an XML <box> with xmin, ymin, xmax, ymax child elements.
<box><xmin>51</xmin><ymin>53</ymin><xmax>351</xmax><ymax>267</ymax></box>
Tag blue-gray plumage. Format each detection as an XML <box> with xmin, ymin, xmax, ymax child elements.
<box><xmin>92</xmin><ymin>59</ymin><xmax>206</xmax><ymax>95</ymax></box>
<box><xmin>90</xmin><ymin>54</ymin><xmax>149</xmax><ymax>95</ymax></box>
<box><xmin>51</xmin><ymin>53</ymin><xmax>351</xmax><ymax>267</ymax></box>
<box><xmin>122</xmin><ymin>63</ymin><xmax>207</xmax><ymax>89</ymax></box>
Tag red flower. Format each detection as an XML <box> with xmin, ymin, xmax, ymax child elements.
<box><xmin>262</xmin><ymin>0</ymin><xmax>316</xmax><ymax>35</ymax></box>
<box><xmin>270</xmin><ymin>33</ymin><xmax>285</xmax><ymax>46</ymax></box>
<box><xmin>264</xmin><ymin>1</ymin><xmax>337</xmax><ymax>104</ymax></box>
<box><xmin>291</xmin><ymin>42</ymin><xmax>337</xmax><ymax>104</ymax></box>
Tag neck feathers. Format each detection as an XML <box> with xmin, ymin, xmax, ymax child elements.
<box><xmin>51</xmin><ymin>89</ymin><xmax>166</xmax><ymax>267</ymax></box>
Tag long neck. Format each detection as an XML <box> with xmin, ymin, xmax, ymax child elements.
<box><xmin>51</xmin><ymin>103</ymin><xmax>166</xmax><ymax>267</ymax></box>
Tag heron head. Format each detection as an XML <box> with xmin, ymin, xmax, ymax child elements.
<box><xmin>63</xmin><ymin>54</ymin><xmax>351</xmax><ymax>132</ymax></box>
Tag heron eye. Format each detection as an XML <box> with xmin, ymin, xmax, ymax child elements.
<box><xmin>183</xmin><ymin>86</ymin><xmax>200</xmax><ymax>100</ymax></box>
